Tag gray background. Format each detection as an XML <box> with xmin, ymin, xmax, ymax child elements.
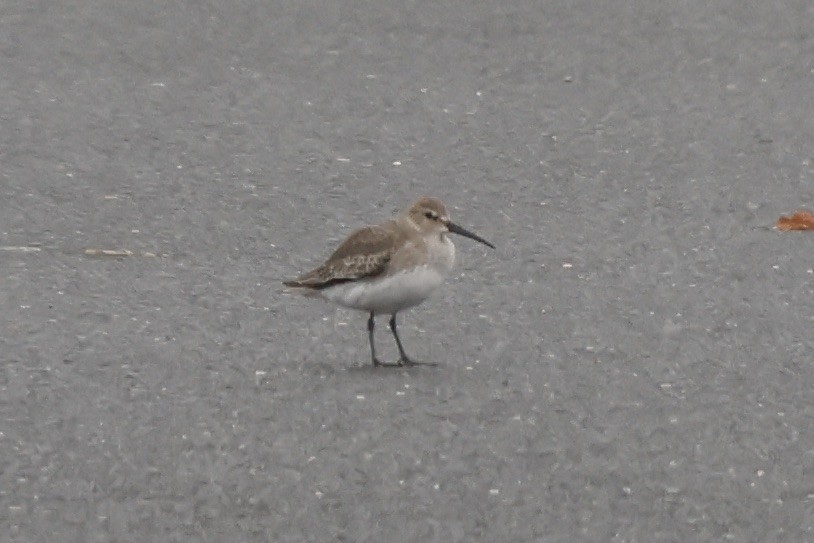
<box><xmin>2</xmin><ymin>0</ymin><xmax>814</xmax><ymax>541</ymax></box>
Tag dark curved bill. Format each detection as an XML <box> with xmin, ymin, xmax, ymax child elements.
<box><xmin>446</xmin><ymin>221</ymin><xmax>496</xmax><ymax>249</ymax></box>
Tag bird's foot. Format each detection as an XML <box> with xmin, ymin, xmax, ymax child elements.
<box><xmin>399</xmin><ymin>356</ymin><xmax>437</xmax><ymax>367</ymax></box>
<box><xmin>371</xmin><ymin>356</ymin><xmax>436</xmax><ymax>368</ymax></box>
<box><xmin>372</xmin><ymin>358</ymin><xmax>403</xmax><ymax>368</ymax></box>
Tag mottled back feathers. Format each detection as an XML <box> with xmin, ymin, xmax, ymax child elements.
<box><xmin>283</xmin><ymin>223</ymin><xmax>405</xmax><ymax>289</ymax></box>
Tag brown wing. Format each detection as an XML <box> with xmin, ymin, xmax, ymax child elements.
<box><xmin>283</xmin><ymin>224</ymin><xmax>398</xmax><ymax>289</ymax></box>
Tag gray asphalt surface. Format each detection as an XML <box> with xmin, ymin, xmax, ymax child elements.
<box><xmin>2</xmin><ymin>1</ymin><xmax>814</xmax><ymax>541</ymax></box>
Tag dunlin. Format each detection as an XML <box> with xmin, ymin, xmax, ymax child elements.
<box><xmin>284</xmin><ymin>196</ymin><xmax>495</xmax><ymax>367</ymax></box>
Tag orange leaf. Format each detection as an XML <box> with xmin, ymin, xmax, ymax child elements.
<box><xmin>777</xmin><ymin>210</ymin><xmax>814</xmax><ymax>231</ymax></box>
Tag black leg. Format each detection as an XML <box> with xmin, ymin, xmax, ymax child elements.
<box><xmin>368</xmin><ymin>312</ymin><xmax>401</xmax><ymax>367</ymax></box>
<box><xmin>389</xmin><ymin>313</ymin><xmax>436</xmax><ymax>367</ymax></box>
<box><xmin>368</xmin><ymin>311</ymin><xmax>380</xmax><ymax>367</ymax></box>
<box><xmin>388</xmin><ymin>313</ymin><xmax>410</xmax><ymax>364</ymax></box>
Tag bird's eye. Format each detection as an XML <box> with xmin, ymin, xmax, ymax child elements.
<box><xmin>424</xmin><ymin>211</ymin><xmax>436</xmax><ymax>220</ymax></box>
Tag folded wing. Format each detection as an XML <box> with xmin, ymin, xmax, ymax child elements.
<box><xmin>283</xmin><ymin>225</ymin><xmax>397</xmax><ymax>289</ymax></box>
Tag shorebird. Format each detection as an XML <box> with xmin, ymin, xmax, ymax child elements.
<box><xmin>283</xmin><ymin>196</ymin><xmax>495</xmax><ymax>367</ymax></box>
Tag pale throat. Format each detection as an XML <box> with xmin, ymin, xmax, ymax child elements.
<box><xmin>424</xmin><ymin>231</ymin><xmax>455</xmax><ymax>271</ymax></box>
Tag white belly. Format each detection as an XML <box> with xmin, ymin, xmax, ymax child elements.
<box><xmin>320</xmin><ymin>265</ymin><xmax>447</xmax><ymax>314</ymax></box>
